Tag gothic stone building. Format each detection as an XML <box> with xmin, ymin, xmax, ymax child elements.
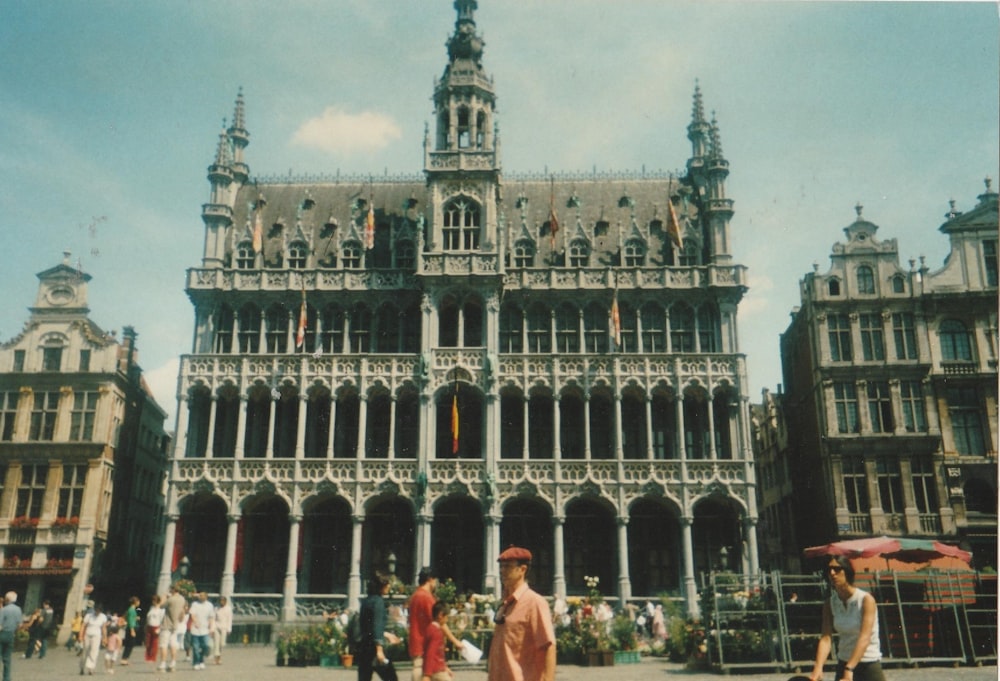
<box><xmin>160</xmin><ymin>1</ymin><xmax>758</xmax><ymax>620</ymax></box>
<box><xmin>779</xmin><ymin>184</ymin><xmax>998</xmax><ymax>570</ymax></box>
<box><xmin>0</xmin><ymin>255</ymin><xmax>169</xmax><ymax>641</ymax></box>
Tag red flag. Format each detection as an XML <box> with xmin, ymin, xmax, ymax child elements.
<box><xmin>548</xmin><ymin>183</ymin><xmax>559</xmax><ymax>249</ymax></box>
<box><xmin>252</xmin><ymin>204</ymin><xmax>264</xmax><ymax>254</ymax></box>
<box><xmin>451</xmin><ymin>387</ymin><xmax>460</xmax><ymax>455</ymax></box>
<box><xmin>610</xmin><ymin>292</ymin><xmax>621</xmax><ymax>349</ymax></box>
<box><xmin>295</xmin><ymin>289</ymin><xmax>307</xmax><ymax>348</ymax></box>
<box><xmin>667</xmin><ymin>198</ymin><xmax>682</xmax><ymax>248</ymax></box>
<box><xmin>365</xmin><ymin>200</ymin><xmax>375</xmax><ymax>250</ymax></box>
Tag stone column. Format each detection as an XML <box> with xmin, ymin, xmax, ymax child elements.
<box><xmin>744</xmin><ymin>517</ymin><xmax>760</xmax><ymax>575</ymax></box>
<box><xmin>295</xmin><ymin>394</ymin><xmax>307</xmax><ymax>458</ymax></box>
<box><xmin>157</xmin><ymin>514</ymin><xmax>179</xmax><ymax>596</ymax></box>
<box><xmin>488</xmin><ymin>514</ymin><xmax>502</xmax><ymax>599</ymax></box>
<box><xmin>522</xmin><ymin>396</ymin><xmax>530</xmax><ymax>459</ymax></box>
<box><xmin>265</xmin><ymin>394</ymin><xmax>277</xmax><ymax>458</ymax></box>
<box><xmin>614</xmin><ymin>393</ymin><xmax>624</xmax><ymax>458</ymax></box>
<box><xmin>645</xmin><ymin>395</ymin><xmax>655</xmax><ymax>460</ymax></box>
<box><xmin>616</xmin><ymin>516</ymin><xmax>631</xmax><ymax>603</ymax></box>
<box><xmin>235</xmin><ymin>396</ymin><xmax>247</xmax><ymax>459</ymax></box>
<box><xmin>282</xmin><ymin>515</ymin><xmax>301</xmax><ymax>621</ymax></box>
<box><xmin>326</xmin><ymin>396</ymin><xmax>337</xmax><ymax>457</ymax></box>
<box><xmin>205</xmin><ymin>396</ymin><xmax>218</xmax><ymax>458</ymax></box>
<box><xmin>681</xmin><ymin>516</ymin><xmax>698</xmax><ymax>618</ymax></box>
<box><xmin>220</xmin><ymin>514</ymin><xmax>240</xmax><ymax>598</ymax></box>
<box><xmin>552</xmin><ymin>396</ymin><xmax>562</xmax><ymax>459</ymax></box>
<box><xmin>348</xmin><ymin>515</ymin><xmax>364</xmax><ymax>611</ymax></box>
<box><xmin>416</xmin><ymin>513</ymin><xmax>433</xmax><ymax>571</ymax></box>
<box><xmin>357</xmin><ymin>395</ymin><xmax>368</xmax><ymax>458</ymax></box>
<box><xmin>552</xmin><ymin>515</ymin><xmax>566</xmax><ymax>600</ymax></box>
<box><xmin>175</xmin><ymin>396</ymin><xmax>190</xmax><ymax>459</ymax></box>
<box><xmin>707</xmin><ymin>395</ymin><xmax>717</xmax><ymax>460</ymax></box>
<box><xmin>387</xmin><ymin>396</ymin><xmax>397</xmax><ymax>459</ymax></box>
<box><xmin>583</xmin><ymin>394</ymin><xmax>592</xmax><ymax>459</ymax></box>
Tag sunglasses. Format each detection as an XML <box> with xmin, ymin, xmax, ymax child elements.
<box><xmin>827</xmin><ymin>566</ymin><xmax>845</xmax><ymax>573</ymax></box>
<box><xmin>494</xmin><ymin>600</ymin><xmax>514</xmax><ymax>625</ymax></box>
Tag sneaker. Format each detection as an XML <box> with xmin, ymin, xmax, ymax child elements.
<box><xmin>157</xmin><ymin>664</ymin><xmax>166</xmax><ymax>671</ymax></box>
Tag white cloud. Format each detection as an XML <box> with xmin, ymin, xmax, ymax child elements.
<box><xmin>145</xmin><ymin>357</ymin><xmax>179</xmax><ymax>430</ymax></box>
<box><xmin>291</xmin><ymin>107</ymin><xmax>402</xmax><ymax>155</ymax></box>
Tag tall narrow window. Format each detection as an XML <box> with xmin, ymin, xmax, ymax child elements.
<box><xmin>526</xmin><ymin>304</ymin><xmax>551</xmax><ymax>353</ymax></box>
<box><xmin>939</xmin><ymin>319</ymin><xmax>972</xmax><ymax>361</ymax></box>
<box><xmin>856</xmin><ymin>265</ymin><xmax>875</xmax><ymax>294</ymax></box>
<box><xmin>29</xmin><ymin>392</ymin><xmax>59</xmax><ymax>441</ymax></box>
<box><xmin>12</xmin><ymin>350</ymin><xmax>25</xmax><ymax>372</ymax></box>
<box><xmin>15</xmin><ymin>464</ymin><xmax>48</xmax><ymax>519</ymax></box>
<box><xmin>555</xmin><ymin>304</ymin><xmax>579</xmax><ymax>353</ymax></box>
<box><xmin>568</xmin><ymin>239</ymin><xmax>589</xmax><ymax>267</ymax></box>
<box><xmin>867</xmin><ymin>381</ymin><xmax>894</xmax><ymax>433</ymax></box>
<box><xmin>395</xmin><ymin>241</ymin><xmax>416</xmax><ymax>269</ymax></box>
<box><xmin>828</xmin><ymin>313</ymin><xmax>853</xmax><ymax>362</ymax></box>
<box><xmin>58</xmin><ymin>464</ymin><xmax>87</xmax><ymax>519</ymax></box>
<box><xmin>641</xmin><ymin>303</ymin><xmax>666</xmax><ymax>352</ymax></box>
<box><xmin>859</xmin><ymin>313</ymin><xmax>885</xmax><ymax>361</ymax></box>
<box><xmin>265</xmin><ymin>305</ymin><xmax>288</xmax><ymax>353</ymax></box>
<box><xmin>238</xmin><ymin>305</ymin><xmax>261</xmax><ymax>353</ymax></box>
<box><xmin>79</xmin><ymin>350</ymin><xmax>91</xmax><ymax>371</ymax></box>
<box><xmin>623</xmin><ymin>240</ymin><xmax>645</xmax><ymax>267</ymax></box>
<box><xmin>442</xmin><ymin>198</ymin><xmax>480</xmax><ymax>250</ymax></box>
<box><xmin>697</xmin><ymin>305</ymin><xmax>720</xmax><ymax>353</ymax></box>
<box><xmin>876</xmin><ymin>458</ymin><xmax>904</xmax><ymax>513</ymax></box>
<box><xmin>321</xmin><ymin>305</ymin><xmax>345</xmax><ymax>353</ymax></box>
<box><xmin>842</xmin><ymin>456</ymin><xmax>869</xmax><ymax>513</ymax></box>
<box><xmin>42</xmin><ymin>346</ymin><xmax>63</xmax><ymax>371</ymax></box>
<box><xmin>900</xmin><ymin>380</ymin><xmax>927</xmax><ymax>433</ymax></box>
<box><xmin>235</xmin><ymin>243</ymin><xmax>255</xmax><ymax>269</ymax></box>
<box><xmin>892</xmin><ymin>313</ymin><xmax>917</xmax><ymax>360</ymax></box>
<box><xmin>499</xmin><ymin>305</ymin><xmax>523</xmax><ymax>353</ymax></box>
<box><xmin>350</xmin><ymin>305</ymin><xmax>372</xmax><ymax>353</ymax></box>
<box><xmin>583</xmin><ymin>303</ymin><xmax>608</xmax><ymax>353</ymax></box>
<box><xmin>69</xmin><ymin>392</ymin><xmax>99</xmax><ymax>441</ymax></box>
<box><xmin>0</xmin><ymin>392</ymin><xmax>17</xmax><ymax>441</ymax></box>
<box><xmin>513</xmin><ymin>241</ymin><xmax>535</xmax><ymax>268</ymax></box>
<box><xmin>833</xmin><ymin>382</ymin><xmax>859</xmax><ymax>434</ymax></box>
<box><xmin>947</xmin><ymin>387</ymin><xmax>987</xmax><ymax>455</ymax></box>
<box><xmin>618</xmin><ymin>303</ymin><xmax>637</xmax><ymax>353</ymax></box>
<box><xmin>891</xmin><ymin>275</ymin><xmax>906</xmax><ymax>293</ymax></box>
<box><xmin>670</xmin><ymin>304</ymin><xmax>695</xmax><ymax>353</ymax></box>
<box><xmin>911</xmin><ymin>457</ymin><xmax>938</xmax><ymax>514</ymax></box>
<box><xmin>984</xmin><ymin>239</ymin><xmax>998</xmax><ymax>287</ymax></box>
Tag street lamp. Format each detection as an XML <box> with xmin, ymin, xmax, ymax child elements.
<box><xmin>386</xmin><ymin>552</ymin><xmax>397</xmax><ymax>576</ymax></box>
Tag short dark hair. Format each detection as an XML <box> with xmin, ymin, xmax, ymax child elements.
<box><xmin>418</xmin><ymin>567</ymin><xmax>436</xmax><ymax>585</ymax></box>
<box><xmin>825</xmin><ymin>555</ymin><xmax>856</xmax><ymax>585</ymax></box>
<box><xmin>431</xmin><ymin>600</ymin><xmax>448</xmax><ymax>620</ymax></box>
<box><xmin>367</xmin><ymin>572</ymin><xmax>391</xmax><ymax>596</ymax></box>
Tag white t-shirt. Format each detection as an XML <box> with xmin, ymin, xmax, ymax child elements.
<box><xmin>189</xmin><ymin>600</ymin><xmax>214</xmax><ymax>636</ymax></box>
<box><xmin>145</xmin><ymin>605</ymin><xmax>164</xmax><ymax>628</ymax></box>
<box><xmin>83</xmin><ymin>612</ymin><xmax>108</xmax><ymax>637</ymax></box>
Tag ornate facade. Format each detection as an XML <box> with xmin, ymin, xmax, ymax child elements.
<box><xmin>0</xmin><ymin>254</ymin><xmax>169</xmax><ymax>641</ymax></box>
<box><xmin>779</xmin><ymin>184</ymin><xmax>998</xmax><ymax>569</ymax></box>
<box><xmin>160</xmin><ymin>0</ymin><xmax>758</xmax><ymax>620</ymax></box>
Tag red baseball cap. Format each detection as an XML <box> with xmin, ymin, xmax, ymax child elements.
<box><xmin>497</xmin><ymin>546</ymin><xmax>532</xmax><ymax>563</ymax></box>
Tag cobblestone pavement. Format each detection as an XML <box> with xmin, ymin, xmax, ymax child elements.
<box><xmin>7</xmin><ymin>645</ymin><xmax>996</xmax><ymax>681</ymax></box>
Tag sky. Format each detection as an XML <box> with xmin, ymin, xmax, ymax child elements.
<box><xmin>1</xmin><ymin>1</ymin><xmax>997</xmax><ymax>427</ymax></box>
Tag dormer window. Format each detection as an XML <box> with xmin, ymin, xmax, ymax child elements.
<box><xmin>288</xmin><ymin>242</ymin><xmax>308</xmax><ymax>269</ymax></box>
<box><xmin>828</xmin><ymin>278</ymin><xmax>841</xmax><ymax>296</ymax></box>
<box><xmin>513</xmin><ymin>240</ymin><xmax>535</xmax><ymax>268</ymax></box>
<box><xmin>342</xmin><ymin>242</ymin><xmax>362</xmax><ymax>269</ymax></box>
<box><xmin>568</xmin><ymin>239</ymin><xmax>590</xmax><ymax>267</ymax></box>
<box><xmin>891</xmin><ymin>274</ymin><xmax>905</xmax><ymax>294</ymax></box>
<box><xmin>624</xmin><ymin>240</ymin><xmax>646</xmax><ymax>267</ymax></box>
<box><xmin>856</xmin><ymin>265</ymin><xmax>875</xmax><ymax>294</ymax></box>
<box><xmin>236</xmin><ymin>242</ymin><xmax>255</xmax><ymax>270</ymax></box>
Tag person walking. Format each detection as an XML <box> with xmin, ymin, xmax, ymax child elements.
<box><xmin>420</xmin><ymin>601</ymin><xmax>453</xmax><ymax>681</ymax></box>
<box><xmin>188</xmin><ymin>593</ymin><xmax>214</xmax><ymax>670</ymax></box>
<box><xmin>21</xmin><ymin>608</ymin><xmax>43</xmax><ymax>659</ymax></box>
<box><xmin>211</xmin><ymin>596</ymin><xmax>232</xmax><ymax>665</ymax></box>
<box><xmin>38</xmin><ymin>601</ymin><xmax>54</xmax><ymax>659</ymax></box>
<box><xmin>809</xmin><ymin>556</ymin><xmax>886</xmax><ymax>681</ymax></box>
<box><xmin>357</xmin><ymin>573</ymin><xmax>398</xmax><ymax>681</ymax></box>
<box><xmin>0</xmin><ymin>592</ymin><xmax>24</xmax><ymax>681</ymax></box>
<box><xmin>144</xmin><ymin>596</ymin><xmax>163</xmax><ymax>662</ymax></box>
<box><xmin>121</xmin><ymin>596</ymin><xmax>140</xmax><ymax>665</ymax></box>
<box><xmin>67</xmin><ymin>611</ymin><xmax>83</xmax><ymax>652</ymax></box>
<box><xmin>104</xmin><ymin>621</ymin><xmax>122</xmax><ymax>674</ymax></box>
<box><xmin>407</xmin><ymin>568</ymin><xmax>463</xmax><ymax>681</ymax></box>
<box><xmin>79</xmin><ymin>603</ymin><xmax>109</xmax><ymax>676</ymax></box>
<box><xmin>157</xmin><ymin>586</ymin><xmax>187</xmax><ymax>672</ymax></box>
<box><xmin>487</xmin><ymin>546</ymin><xmax>556</xmax><ymax>681</ymax></box>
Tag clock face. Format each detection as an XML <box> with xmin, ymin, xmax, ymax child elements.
<box><xmin>46</xmin><ymin>285</ymin><xmax>76</xmax><ymax>306</ymax></box>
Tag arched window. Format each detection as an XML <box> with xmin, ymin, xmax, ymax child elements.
<box><xmin>288</xmin><ymin>241</ymin><xmax>308</xmax><ymax>269</ymax></box>
<box><xmin>555</xmin><ymin>304</ymin><xmax>579</xmax><ymax>353</ymax></box>
<box><xmin>350</xmin><ymin>304</ymin><xmax>371</xmax><ymax>352</ymax></box>
<box><xmin>670</xmin><ymin>303</ymin><xmax>695</xmax><ymax>353</ymax></box>
<box><xmin>526</xmin><ymin>303</ymin><xmax>551</xmax><ymax>353</ymax></box>
<box><xmin>828</xmin><ymin>278</ymin><xmax>841</xmax><ymax>296</ymax></box>
<box><xmin>442</xmin><ymin>198</ymin><xmax>481</xmax><ymax>250</ymax></box>
<box><xmin>342</xmin><ymin>241</ymin><xmax>362</xmax><ymax>269</ymax></box>
<box><xmin>214</xmin><ymin>304</ymin><xmax>234</xmax><ymax>353</ymax></box>
<box><xmin>891</xmin><ymin>275</ymin><xmax>905</xmax><ymax>293</ymax></box>
<box><xmin>568</xmin><ymin>239</ymin><xmax>590</xmax><ymax>267</ymax></box>
<box><xmin>513</xmin><ymin>239</ymin><xmax>535</xmax><ymax>268</ymax></box>
<box><xmin>238</xmin><ymin>304</ymin><xmax>261</xmax><ymax>353</ymax></box>
<box><xmin>641</xmin><ymin>303</ymin><xmax>666</xmax><ymax>352</ymax></box>
<box><xmin>939</xmin><ymin>319</ymin><xmax>972</xmax><ymax>361</ymax></box>
<box><xmin>697</xmin><ymin>305</ymin><xmax>720</xmax><ymax>353</ymax></box>
<box><xmin>583</xmin><ymin>302</ymin><xmax>608</xmax><ymax>353</ymax></box>
<box><xmin>321</xmin><ymin>305</ymin><xmax>344</xmax><ymax>353</ymax></box>
<box><xmin>856</xmin><ymin>265</ymin><xmax>875</xmax><ymax>294</ymax></box>
<box><xmin>235</xmin><ymin>242</ymin><xmax>255</xmax><ymax>269</ymax></box>
<box><xmin>499</xmin><ymin>303</ymin><xmax>523</xmax><ymax>353</ymax></box>
<box><xmin>265</xmin><ymin>305</ymin><xmax>288</xmax><ymax>353</ymax></box>
<box><xmin>623</xmin><ymin>239</ymin><xmax>646</xmax><ymax>267</ymax></box>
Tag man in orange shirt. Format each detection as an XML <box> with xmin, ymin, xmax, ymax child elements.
<box><xmin>487</xmin><ymin>547</ymin><xmax>555</xmax><ymax>681</ymax></box>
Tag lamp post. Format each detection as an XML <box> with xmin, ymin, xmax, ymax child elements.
<box><xmin>386</xmin><ymin>552</ymin><xmax>396</xmax><ymax>576</ymax></box>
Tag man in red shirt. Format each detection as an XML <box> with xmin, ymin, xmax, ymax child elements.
<box><xmin>487</xmin><ymin>547</ymin><xmax>556</xmax><ymax>681</ymax></box>
<box><xmin>420</xmin><ymin>602</ymin><xmax>452</xmax><ymax>681</ymax></box>
<box><xmin>407</xmin><ymin>568</ymin><xmax>462</xmax><ymax>681</ymax></box>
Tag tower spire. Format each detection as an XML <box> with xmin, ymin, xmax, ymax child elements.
<box><xmin>687</xmin><ymin>80</ymin><xmax>711</xmax><ymax>163</ymax></box>
<box><xmin>227</xmin><ymin>87</ymin><xmax>250</xmax><ymax>184</ymax></box>
<box><xmin>448</xmin><ymin>0</ymin><xmax>483</xmax><ymax>65</ymax></box>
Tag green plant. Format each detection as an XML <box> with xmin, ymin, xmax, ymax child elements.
<box><xmin>611</xmin><ymin>612</ymin><xmax>637</xmax><ymax>651</ymax></box>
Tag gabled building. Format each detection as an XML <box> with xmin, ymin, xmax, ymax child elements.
<box><xmin>160</xmin><ymin>0</ymin><xmax>758</xmax><ymax>619</ymax></box>
<box><xmin>780</xmin><ymin>182</ymin><xmax>998</xmax><ymax>568</ymax></box>
<box><xmin>0</xmin><ymin>253</ymin><xmax>169</xmax><ymax>640</ymax></box>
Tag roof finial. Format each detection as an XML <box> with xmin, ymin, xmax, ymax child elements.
<box><xmin>854</xmin><ymin>202</ymin><xmax>863</xmax><ymax>219</ymax></box>
<box><xmin>691</xmin><ymin>79</ymin><xmax>706</xmax><ymax>125</ymax></box>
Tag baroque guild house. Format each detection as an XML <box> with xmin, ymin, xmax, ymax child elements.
<box><xmin>160</xmin><ymin>1</ymin><xmax>758</xmax><ymax>620</ymax></box>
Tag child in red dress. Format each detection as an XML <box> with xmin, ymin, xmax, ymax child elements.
<box><xmin>421</xmin><ymin>601</ymin><xmax>453</xmax><ymax>681</ymax></box>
